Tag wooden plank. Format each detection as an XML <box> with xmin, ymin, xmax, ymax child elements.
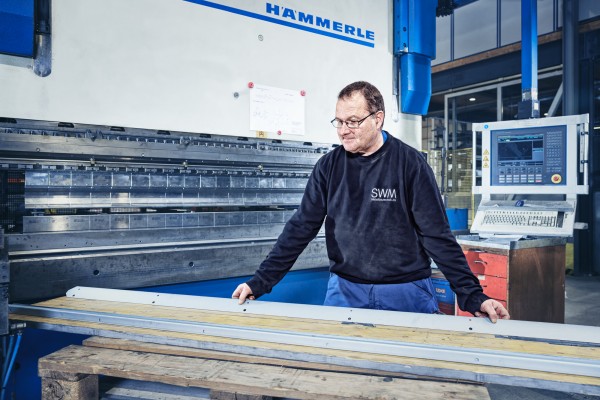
<box><xmin>39</xmin><ymin>345</ymin><xmax>490</xmax><ymax>400</ymax></box>
<box><xmin>82</xmin><ymin>336</ymin><xmax>471</xmax><ymax>383</ymax></box>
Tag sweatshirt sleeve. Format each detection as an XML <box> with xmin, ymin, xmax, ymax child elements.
<box><xmin>246</xmin><ymin>160</ymin><xmax>328</xmax><ymax>298</ymax></box>
<box><xmin>407</xmin><ymin>153</ymin><xmax>489</xmax><ymax>314</ymax></box>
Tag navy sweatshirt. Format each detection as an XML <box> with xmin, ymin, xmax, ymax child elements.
<box><xmin>247</xmin><ymin>133</ymin><xmax>489</xmax><ymax>314</ymax></box>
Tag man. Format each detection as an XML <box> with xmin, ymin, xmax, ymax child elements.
<box><xmin>233</xmin><ymin>81</ymin><xmax>510</xmax><ymax>322</ymax></box>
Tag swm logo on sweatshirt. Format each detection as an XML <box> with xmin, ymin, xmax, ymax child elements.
<box><xmin>371</xmin><ymin>188</ymin><xmax>397</xmax><ymax>202</ymax></box>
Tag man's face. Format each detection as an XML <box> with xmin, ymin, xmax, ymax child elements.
<box><xmin>335</xmin><ymin>92</ymin><xmax>383</xmax><ymax>155</ymax></box>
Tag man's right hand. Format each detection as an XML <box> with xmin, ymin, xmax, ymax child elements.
<box><xmin>232</xmin><ymin>283</ymin><xmax>255</xmax><ymax>305</ymax></box>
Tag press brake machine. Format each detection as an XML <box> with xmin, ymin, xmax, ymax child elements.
<box><xmin>0</xmin><ymin>119</ymin><xmax>331</xmax><ymax>303</ymax></box>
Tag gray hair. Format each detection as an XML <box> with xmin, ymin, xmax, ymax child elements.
<box><xmin>337</xmin><ymin>81</ymin><xmax>385</xmax><ymax>116</ymax></box>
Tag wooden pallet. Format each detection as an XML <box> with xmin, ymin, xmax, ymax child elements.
<box><xmin>38</xmin><ymin>337</ymin><xmax>489</xmax><ymax>400</ymax></box>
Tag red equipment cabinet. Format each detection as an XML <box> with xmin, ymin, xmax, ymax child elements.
<box><xmin>455</xmin><ymin>236</ymin><xmax>567</xmax><ymax>323</ymax></box>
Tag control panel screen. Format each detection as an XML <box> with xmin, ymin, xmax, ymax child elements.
<box><xmin>490</xmin><ymin>125</ymin><xmax>567</xmax><ymax>186</ymax></box>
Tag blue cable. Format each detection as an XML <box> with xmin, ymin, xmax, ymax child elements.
<box><xmin>3</xmin><ymin>335</ymin><xmax>21</xmax><ymax>388</ymax></box>
<box><xmin>1</xmin><ymin>334</ymin><xmax>22</xmax><ymax>400</ymax></box>
<box><xmin>0</xmin><ymin>336</ymin><xmax>14</xmax><ymax>385</ymax></box>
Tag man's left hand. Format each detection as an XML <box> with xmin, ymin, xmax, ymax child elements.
<box><xmin>475</xmin><ymin>299</ymin><xmax>510</xmax><ymax>323</ymax></box>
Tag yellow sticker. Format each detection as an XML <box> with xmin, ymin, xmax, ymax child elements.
<box><xmin>256</xmin><ymin>131</ymin><xmax>267</xmax><ymax>138</ymax></box>
<box><xmin>483</xmin><ymin>149</ymin><xmax>489</xmax><ymax>155</ymax></box>
<box><xmin>483</xmin><ymin>156</ymin><xmax>489</xmax><ymax>162</ymax></box>
<box><xmin>483</xmin><ymin>162</ymin><xmax>489</xmax><ymax>168</ymax></box>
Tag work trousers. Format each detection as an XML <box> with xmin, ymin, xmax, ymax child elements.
<box><xmin>324</xmin><ymin>273</ymin><xmax>439</xmax><ymax>314</ymax></box>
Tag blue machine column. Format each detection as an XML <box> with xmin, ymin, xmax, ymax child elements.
<box><xmin>393</xmin><ymin>0</ymin><xmax>437</xmax><ymax>115</ymax></box>
<box><xmin>518</xmin><ymin>0</ymin><xmax>540</xmax><ymax>119</ymax></box>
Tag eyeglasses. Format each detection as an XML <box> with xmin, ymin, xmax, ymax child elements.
<box><xmin>330</xmin><ymin>111</ymin><xmax>377</xmax><ymax>129</ymax></box>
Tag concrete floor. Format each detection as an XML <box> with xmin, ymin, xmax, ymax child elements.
<box><xmin>565</xmin><ymin>275</ymin><xmax>600</xmax><ymax>327</ymax></box>
<box><xmin>488</xmin><ymin>274</ymin><xmax>600</xmax><ymax>400</ymax></box>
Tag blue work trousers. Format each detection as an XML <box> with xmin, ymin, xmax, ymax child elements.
<box><xmin>324</xmin><ymin>273</ymin><xmax>439</xmax><ymax>314</ymax></box>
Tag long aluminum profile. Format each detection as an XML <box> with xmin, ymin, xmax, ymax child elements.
<box><xmin>9</xmin><ymin>303</ymin><xmax>600</xmax><ymax>378</ymax></box>
<box><xmin>65</xmin><ymin>286</ymin><xmax>600</xmax><ymax>345</ymax></box>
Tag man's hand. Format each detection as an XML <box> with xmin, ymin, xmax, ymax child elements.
<box><xmin>232</xmin><ymin>283</ymin><xmax>255</xmax><ymax>305</ymax></box>
<box><xmin>475</xmin><ymin>299</ymin><xmax>510</xmax><ymax>323</ymax></box>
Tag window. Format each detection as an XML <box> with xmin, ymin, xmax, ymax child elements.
<box><xmin>501</xmin><ymin>0</ymin><xmax>555</xmax><ymax>47</ymax></box>
<box><xmin>580</xmin><ymin>0</ymin><xmax>600</xmax><ymax>21</ymax></box>
<box><xmin>538</xmin><ymin>0</ymin><xmax>555</xmax><ymax>35</ymax></box>
<box><xmin>501</xmin><ymin>0</ymin><xmax>521</xmax><ymax>46</ymax></box>
<box><xmin>434</xmin><ymin>15</ymin><xmax>451</xmax><ymax>65</ymax></box>
<box><xmin>454</xmin><ymin>0</ymin><xmax>498</xmax><ymax>59</ymax></box>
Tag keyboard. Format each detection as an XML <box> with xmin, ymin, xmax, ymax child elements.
<box><xmin>471</xmin><ymin>200</ymin><xmax>575</xmax><ymax>236</ymax></box>
<box><xmin>481</xmin><ymin>210</ymin><xmax>563</xmax><ymax>228</ymax></box>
